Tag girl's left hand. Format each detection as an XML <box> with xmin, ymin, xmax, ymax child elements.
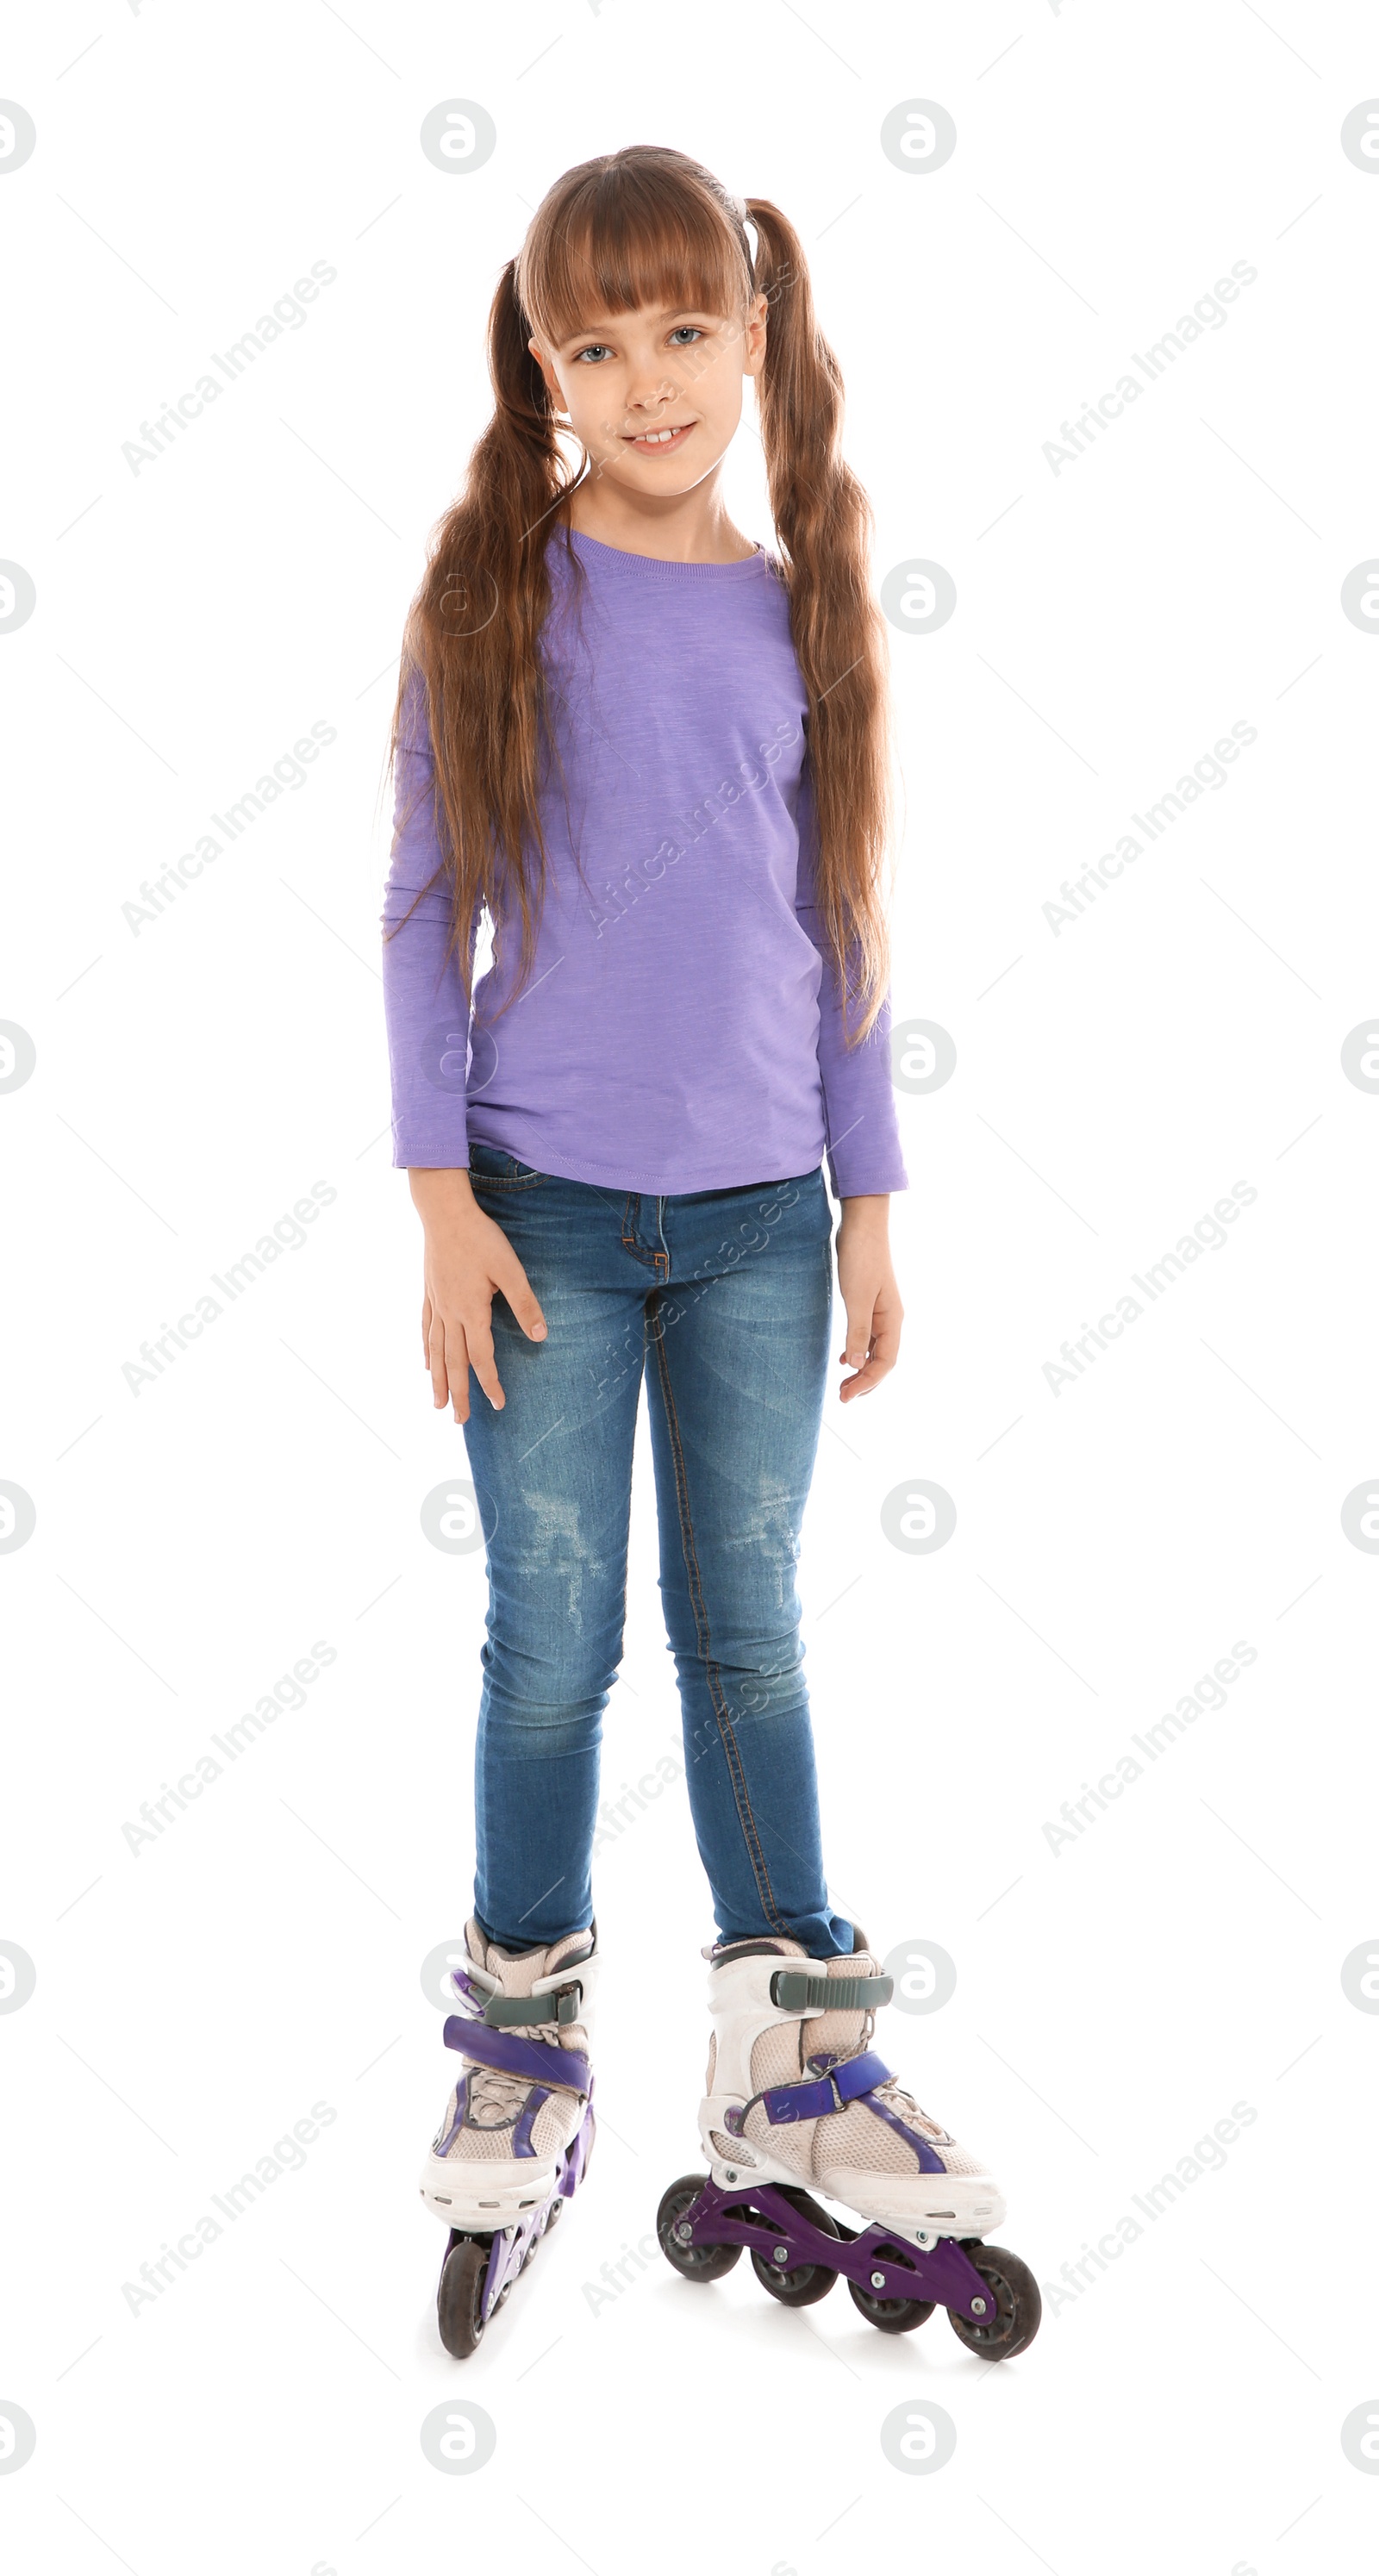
<box><xmin>836</xmin><ymin>1196</ymin><xmax>903</xmax><ymax>1401</ymax></box>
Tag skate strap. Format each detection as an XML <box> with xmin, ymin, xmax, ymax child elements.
<box><xmin>442</xmin><ymin>2014</ymin><xmax>590</xmax><ymax>2098</ymax></box>
<box><xmin>449</xmin><ymin>1967</ymin><xmax>589</xmax><ymax>2028</ymax></box>
<box><xmin>758</xmin><ymin>2049</ymin><xmax>894</xmax><ymax>2126</ymax></box>
<box><xmin>479</xmin><ymin>1982</ymin><xmax>587</xmax><ymax>2029</ymax></box>
<box><xmin>770</xmin><ymin>1968</ymin><xmax>894</xmax><ymax>2014</ymax></box>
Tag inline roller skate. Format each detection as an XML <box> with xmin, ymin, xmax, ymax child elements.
<box><xmin>421</xmin><ymin>1916</ymin><xmax>597</xmax><ymax>2357</ymax></box>
<box><xmin>656</xmin><ymin>1929</ymin><xmax>1039</xmax><ymax>2359</ymax></box>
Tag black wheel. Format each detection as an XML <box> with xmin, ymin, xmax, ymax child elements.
<box><xmin>656</xmin><ymin>2174</ymin><xmax>742</xmax><ymax>2283</ymax></box>
<box><xmin>847</xmin><ymin>2275</ymin><xmax>936</xmax><ymax>2334</ymax></box>
<box><xmin>437</xmin><ymin>2232</ymin><xmax>491</xmax><ymax>2359</ymax></box>
<box><xmin>750</xmin><ymin>2185</ymin><xmax>840</xmax><ymax>2307</ymax></box>
<box><xmin>947</xmin><ymin>2242</ymin><xmax>1042</xmax><ymax>2361</ymax></box>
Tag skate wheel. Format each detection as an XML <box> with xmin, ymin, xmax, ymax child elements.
<box><xmin>947</xmin><ymin>2242</ymin><xmax>1042</xmax><ymax>2361</ymax></box>
<box><xmin>437</xmin><ymin>2232</ymin><xmax>491</xmax><ymax>2359</ymax></box>
<box><xmin>656</xmin><ymin>2174</ymin><xmax>741</xmax><ymax>2283</ymax></box>
<box><xmin>750</xmin><ymin>2185</ymin><xmax>840</xmax><ymax>2308</ymax></box>
<box><xmin>846</xmin><ymin>2277</ymin><xmax>935</xmax><ymax>2334</ymax></box>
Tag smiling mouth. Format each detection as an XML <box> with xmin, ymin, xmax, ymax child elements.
<box><xmin>621</xmin><ymin>421</ymin><xmax>696</xmax><ymax>452</ymax></box>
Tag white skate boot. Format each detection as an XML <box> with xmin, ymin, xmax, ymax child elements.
<box><xmin>421</xmin><ymin>1916</ymin><xmax>597</xmax><ymax>2355</ymax></box>
<box><xmin>656</xmin><ymin>1928</ymin><xmax>1041</xmax><ymax>2360</ymax></box>
<box><xmin>699</xmin><ymin>1930</ymin><xmax>1004</xmax><ymax>2236</ymax></box>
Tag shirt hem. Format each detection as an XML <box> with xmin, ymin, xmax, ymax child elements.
<box><xmin>465</xmin><ymin>1127</ymin><xmax>828</xmax><ymax>1195</ymax></box>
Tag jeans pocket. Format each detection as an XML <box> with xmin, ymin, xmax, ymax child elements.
<box><xmin>466</xmin><ymin>1138</ymin><xmax>545</xmax><ymax>1188</ymax></box>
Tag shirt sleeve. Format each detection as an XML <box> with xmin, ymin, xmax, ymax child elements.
<box><xmin>795</xmin><ymin>758</ymin><xmax>909</xmax><ymax>1198</ymax></box>
<box><xmin>380</xmin><ymin>670</ymin><xmax>478</xmax><ymax>1169</ymax></box>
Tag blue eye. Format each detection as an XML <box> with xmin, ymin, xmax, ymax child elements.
<box><xmin>574</xmin><ymin>345</ymin><xmax>610</xmax><ymax>365</ymax></box>
<box><xmin>669</xmin><ymin>327</ymin><xmax>703</xmax><ymax>346</ymax></box>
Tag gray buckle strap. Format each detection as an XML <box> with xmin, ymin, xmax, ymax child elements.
<box><xmin>770</xmin><ymin>1968</ymin><xmax>894</xmax><ymax>2013</ymax></box>
<box><xmin>483</xmin><ymin>1980</ymin><xmax>584</xmax><ymax>2028</ymax></box>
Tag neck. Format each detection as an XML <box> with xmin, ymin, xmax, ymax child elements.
<box><xmin>564</xmin><ymin>466</ymin><xmax>758</xmax><ymax>565</ymax></box>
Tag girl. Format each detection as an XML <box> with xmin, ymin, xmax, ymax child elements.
<box><xmin>383</xmin><ymin>146</ymin><xmax>1010</xmax><ymax>2356</ymax></box>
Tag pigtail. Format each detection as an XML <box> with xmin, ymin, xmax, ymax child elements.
<box><xmin>746</xmin><ymin>197</ymin><xmax>893</xmax><ymax>1042</ymax></box>
<box><xmin>389</xmin><ymin>260</ymin><xmax>577</xmax><ymax>1007</ymax></box>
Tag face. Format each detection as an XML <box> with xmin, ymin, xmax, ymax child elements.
<box><xmin>530</xmin><ymin>296</ymin><xmax>768</xmax><ymax>493</ymax></box>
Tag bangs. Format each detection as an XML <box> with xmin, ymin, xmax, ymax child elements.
<box><xmin>519</xmin><ymin>154</ymin><xmax>752</xmax><ymax>346</ymax></box>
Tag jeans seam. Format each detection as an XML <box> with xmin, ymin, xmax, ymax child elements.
<box><xmin>621</xmin><ymin>1193</ymin><xmax>668</xmax><ymax>1273</ymax></box>
<box><xmin>649</xmin><ymin>1308</ymin><xmax>788</xmax><ymax>1935</ymax></box>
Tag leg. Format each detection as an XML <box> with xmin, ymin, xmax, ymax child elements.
<box><xmin>458</xmin><ymin>1154</ymin><xmax>648</xmax><ymax>1951</ymax></box>
<box><xmin>643</xmin><ymin>1165</ymin><xmax>853</xmax><ymax>1957</ymax></box>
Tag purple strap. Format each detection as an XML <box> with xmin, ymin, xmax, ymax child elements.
<box><xmin>861</xmin><ymin>2093</ymin><xmax>949</xmax><ymax>2174</ymax></box>
<box><xmin>511</xmin><ymin>2086</ymin><xmax>552</xmax><ymax>2157</ymax></box>
<box><xmin>449</xmin><ymin>1968</ymin><xmax>489</xmax><ymax>2013</ymax></box>
<box><xmin>443</xmin><ymin>2014</ymin><xmax>590</xmax><ymax>2098</ymax></box>
<box><xmin>433</xmin><ymin>2071</ymin><xmax>470</xmax><ymax>2158</ymax></box>
<box><xmin>760</xmin><ymin>2049</ymin><xmax>893</xmax><ymax>2125</ymax></box>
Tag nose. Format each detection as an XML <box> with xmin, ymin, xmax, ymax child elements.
<box><xmin>623</xmin><ymin>370</ymin><xmax>677</xmax><ymax>425</ymax></box>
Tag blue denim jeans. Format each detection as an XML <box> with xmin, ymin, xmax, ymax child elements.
<box><xmin>459</xmin><ymin>1139</ymin><xmax>855</xmax><ymax>1961</ymax></box>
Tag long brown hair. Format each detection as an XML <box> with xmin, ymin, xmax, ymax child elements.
<box><xmin>389</xmin><ymin>144</ymin><xmax>893</xmax><ymax>1041</ymax></box>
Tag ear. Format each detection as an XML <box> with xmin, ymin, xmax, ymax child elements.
<box><xmin>528</xmin><ymin>336</ymin><xmax>565</xmax><ymax>410</ymax></box>
<box><xmin>741</xmin><ymin>291</ymin><xmax>769</xmax><ymax>380</ymax></box>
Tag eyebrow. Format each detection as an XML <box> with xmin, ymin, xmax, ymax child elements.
<box><xmin>559</xmin><ymin>308</ymin><xmax>718</xmax><ymax>342</ymax></box>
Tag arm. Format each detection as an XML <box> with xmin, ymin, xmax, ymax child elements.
<box><xmin>381</xmin><ymin>671</ymin><xmax>477</xmax><ymax>1170</ymax></box>
<box><xmin>834</xmin><ymin>1194</ymin><xmax>903</xmax><ymax>1403</ymax></box>
<box><xmin>796</xmin><ymin>762</ymin><xmax>908</xmax><ymax>1401</ymax></box>
<box><xmin>383</xmin><ymin>674</ymin><xmax>546</xmax><ymax>1422</ymax></box>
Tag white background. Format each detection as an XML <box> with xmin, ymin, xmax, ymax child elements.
<box><xmin>3</xmin><ymin>2</ymin><xmax>1378</xmax><ymax>2569</ymax></box>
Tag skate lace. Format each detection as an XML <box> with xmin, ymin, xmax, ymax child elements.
<box><xmin>808</xmin><ymin>2013</ymin><xmax>955</xmax><ymax>2145</ymax></box>
<box><xmin>460</xmin><ymin>2008</ymin><xmax>583</xmax><ymax>2130</ymax></box>
<box><xmin>465</xmin><ymin>2062</ymin><xmax>534</xmax><ymax>2127</ymax></box>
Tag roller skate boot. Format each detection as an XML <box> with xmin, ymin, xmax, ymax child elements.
<box><xmin>421</xmin><ymin>1916</ymin><xmax>597</xmax><ymax>2356</ymax></box>
<box><xmin>656</xmin><ymin>1928</ymin><xmax>1040</xmax><ymax>2359</ymax></box>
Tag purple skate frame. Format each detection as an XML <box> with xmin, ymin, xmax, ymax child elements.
<box><xmin>469</xmin><ymin>2095</ymin><xmax>596</xmax><ymax>2328</ymax></box>
<box><xmin>671</xmin><ymin>2174</ymin><xmax>996</xmax><ymax>2320</ymax></box>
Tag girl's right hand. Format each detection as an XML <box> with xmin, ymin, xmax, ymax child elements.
<box><xmin>408</xmin><ymin>1168</ymin><xmax>547</xmax><ymax>1423</ymax></box>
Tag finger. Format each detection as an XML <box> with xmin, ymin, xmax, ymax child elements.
<box><xmin>841</xmin><ymin>1337</ymin><xmax>898</xmax><ymax>1400</ymax></box>
<box><xmin>868</xmin><ymin>1308</ymin><xmax>902</xmax><ymax>1378</ymax></box>
<box><xmin>495</xmin><ymin>1250</ymin><xmax>547</xmax><ymax>1342</ymax></box>
<box><xmin>840</xmin><ymin>1365</ymin><xmax>882</xmax><ymax>1400</ymax></box>
<box><xmin>421</xmin><ymin>1292</ymin><xmax>434</xmax><ymax>1368</ymax></box>
<box><xmin>447</xmin><ymin>1322</ymin><xmax>471</xmax><ymax>1425</ymax></box>
<box><xmin>427</xmin><ymin>1313</ymin><xmax>452</xmax><ymax>1412</ymax></box>
<box><xmin>840</xmin><ymin>1338</ymin><xmax>877</xmax><ymax>1400</ymax></box>
<box><xmin>839</xmin><ymin>1301</ymin><xmax>874</xmax><ymax>1373</ymax></box>
<box><xmin>461</xmin><ymin>1313</ymin><xmax>506</xmax><ymax>1413</ymax></box>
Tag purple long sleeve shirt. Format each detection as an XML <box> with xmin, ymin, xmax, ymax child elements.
<box><xmin>381</xmin><ymin>527</ymin><xmax>908</xmax><ymax>1199</ymax></box>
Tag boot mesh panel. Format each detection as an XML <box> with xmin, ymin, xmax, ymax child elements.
<box><xmin>432</xmin><ymin>1918</ymin><xmax>591</xmax><ymax>2170</ymax></box>
<box><xmin>821</xmin><ymin>2101</ymin><xmax>984</xmax><ymax>2177</ymax></box>
<box><xmin>435</xmin><ymin>2082</ymin><xmax>584</xmax><ymax>2164</ymax></box>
